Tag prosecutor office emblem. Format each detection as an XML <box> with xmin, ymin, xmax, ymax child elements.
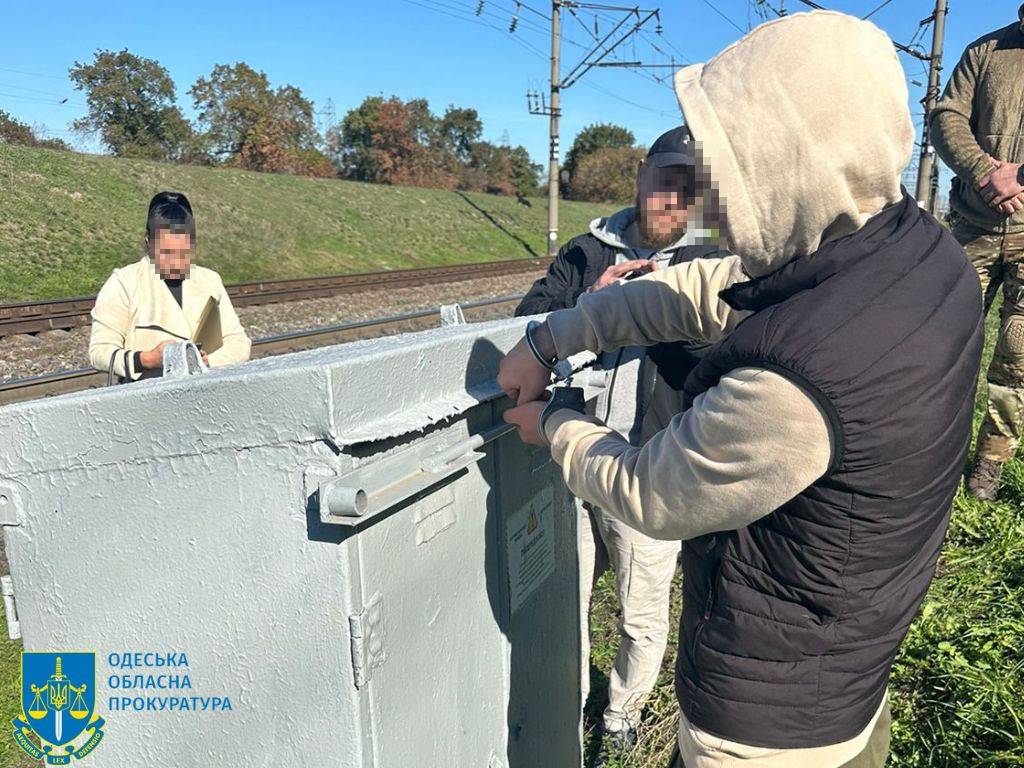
<box><xmin>12</xmin><ymin>652</ymin><xmax>106</xmax><ymax>765</ymax></box>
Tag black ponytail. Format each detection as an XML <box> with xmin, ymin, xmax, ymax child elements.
<box><xmin>146</xmin><ymin>191</ymin><xmax>195</xmax><ymax>243</ymax></box>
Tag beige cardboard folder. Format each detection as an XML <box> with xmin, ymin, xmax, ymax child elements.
<box><xmin>192</xmin><ymin>296</ymin><xmax>223</xmax><ymax>354</ymax></box>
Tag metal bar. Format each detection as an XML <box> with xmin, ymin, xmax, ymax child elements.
<box><xmin>559</xmin><ymin>9</ymin><xmax>631</xmax><ymax>87</ymax></box>
<box><xmin>424</xmin><ymin>422</ymin><xmax>517</xmax><ymax>471</ymax></box>
<box><xmin>561</xmin><ymin>10</ymin><xmax>660</xmax><ymax>90</ymax></box>
<box><xmin>320</xmin><ymin>420</ymin><xmax>519</xmax><ymax>524</ymax></box>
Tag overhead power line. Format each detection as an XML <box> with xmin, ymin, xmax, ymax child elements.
<box><xmin>0</xmin><ymin>91</ymin><xmax>76</xmax><ymax>106</ymax></box>
<box><xmin>398</xmin><ymin>0</ymin><xmax>550</xmax><ymax>58</ymax></box>
<box><xmin>400</xmin><ymin>0</ymin><xmax>689</xmax><ymax>254</ymax></box>
<box><xmin>862</xmin><ymin>0</ymin><xmax>895</xmax><ymax>20</ymax></box>
<box><xmin>396</xmin><ymin>0</ymin><xmax>680</xmax><ymax>123</ymax></box>
<box><xmin>0</xmin><ymin>65</ymin><xmax>69</xmax><ymax>82</ymax></box>
<box><xmin>526</xmin><ymin>1</ymin><xmax>678</xmax><ymax>255</ymax></box>
<box><xmin>700</xmin><ymin>0</ymin><xmax>746</xmax><ymax>33</ymax></box>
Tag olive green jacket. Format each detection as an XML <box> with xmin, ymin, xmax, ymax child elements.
<box><xmin>930</xmin><ymin>5</ymin><xmax>1024</xmax><ymax>234</ymax></box>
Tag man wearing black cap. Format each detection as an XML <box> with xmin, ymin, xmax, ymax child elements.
<box><xmin>516</xmin><ymin>126</ymin><xmax>725</xmax><ymax>765</ymax></box>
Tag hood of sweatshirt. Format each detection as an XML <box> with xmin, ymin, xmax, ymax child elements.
<box><xmin>588</xmin><ymin>206</ymin><xmax>711</xmax><ymax>254</ymax></box>
<box><xmin>673</xmin><ymin>11</ymin><xmax>914</xmax><ymax>277</ymax></box>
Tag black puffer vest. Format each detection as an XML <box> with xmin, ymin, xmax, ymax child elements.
<box><xmin>676</xmin><ymin>194</ymin><xmax>984</xmax><ymax>748</ymax></box>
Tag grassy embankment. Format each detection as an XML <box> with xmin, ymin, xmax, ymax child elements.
<box><xmin>0</xmin><ymin>143</ymin><xmax>610</xmax><ymax>302</ymax></box>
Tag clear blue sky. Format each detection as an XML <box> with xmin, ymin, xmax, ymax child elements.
<box><xmin>1</xmin><ymin>0</ymin><xmax>1018</xmax><ymax>188</ymax></box>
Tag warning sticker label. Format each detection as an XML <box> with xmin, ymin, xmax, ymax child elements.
<box><xmin>506</xmin><ymin>483</ymin><xmax>556</xmax><ymax>614</ymax></box>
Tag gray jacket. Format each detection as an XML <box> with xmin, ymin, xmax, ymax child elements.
<box><xmin>585</xmin><ymin>208</ymin><xmax>719</xmax><ymax>444</ymax></box>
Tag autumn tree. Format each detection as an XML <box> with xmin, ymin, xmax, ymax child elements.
<box><xmin>69</xmin><ymin>50</ymin><xmax>191</xmax><ymax>160</ymax></box>
<box><xmin>334</xmin><ymin>96</ymin><xmax>539</xmax><ymax>194</ymax></box>
<box><xmin>570</xmin><ymin>145</ymin><xmax>646</xmax><ymax>204</ymax></box>
<box><xmin>189</xmin><ymin>63</ymin><xmax>329</xmax><ymax>175</ymax></box>
<box><xmin>334</xmin><ymin>96</ymin><xmax>450</xmax><ymax>188</ymax></box>
<box><xmin>459</xmin><ymin>141</ymin><xmax>541</xmax><ymax>196</ymax></box>
<box><xmin>563</xmin><ymin>123</ymin><xmax>636</xmax><ymax>199</ymax></box>
<box><xmin>372</xmin><ymin>98</ymin><xmax>454</xmax><ymax>187</ymax></box>
<box><xmin>461</xmin><ymin>141</ymin><xmax>515</xmax><ymax>195</ymax></box>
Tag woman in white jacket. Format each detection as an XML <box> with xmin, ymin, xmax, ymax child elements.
<box><xmin>89</xmin><ymin>192</ymin><xmax>251</xmax><ymax>381</ymax></box>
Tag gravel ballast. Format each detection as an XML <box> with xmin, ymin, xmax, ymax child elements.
<box><xmin>0</xmin><ymin>271</ymin><xmax>544</xmax><ymax>382</ymax></box>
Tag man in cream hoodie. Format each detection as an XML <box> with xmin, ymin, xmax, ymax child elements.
<box><xmin>516</xmin><ymin>130</ymin><xmax>723</xmax><ymax>763</ymax></box>
<box><xmin>499</xmin><ymin>11</ymin><xmax>982</xmax><ymax>768</ymax></box>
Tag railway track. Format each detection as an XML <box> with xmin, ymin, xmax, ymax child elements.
<box><xmin>0</xmin><ymin>257</ymin><xmax>546</xmax><ymax>338</ymax></box>
<box><xmin>0</xmin><ymin>294</ymin><xmax>522</xmax><ymax>406</ymax></box>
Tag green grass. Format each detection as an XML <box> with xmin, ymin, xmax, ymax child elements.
<box><xmin>0</xmin><ymin>143</ymin><xmax>611</xmax><ymax>302</ymax></box>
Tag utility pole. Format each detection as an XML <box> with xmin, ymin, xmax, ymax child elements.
<box><xmin>547</xmin><ymin>1</ymin><xmax>562</xmax><ymax>257</ymax></box>
<box><xmin>527</xmin><ymin>1</ymin><xmax>666</xmax><ymax>256</ymax></box>
<box><xmin>914</xmin><ymin>0</ymin><xmax>948</xmax><ymax>213</ymax></box>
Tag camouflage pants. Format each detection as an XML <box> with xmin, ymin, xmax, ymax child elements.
<box><xmin>952</xmin><ymin>218</ymin><xmax>1024</xmax><ymax>462</ymax></box>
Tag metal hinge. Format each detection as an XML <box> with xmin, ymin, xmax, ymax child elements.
<box><xmin>2</xmin><ymin>575</ymin><xmax>20</xmax><ymax>641</ymax></box>
<box><xmin>0</xmin><ymin>484</ymin><xmax>22</xmax><ymax>526</ymax></box>
<box><xmin>349</xmin><ymin>594</ymin><xmax>386</xmax><ymax>689</ymax></box>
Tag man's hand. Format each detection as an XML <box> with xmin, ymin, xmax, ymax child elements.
<box><xmin>997</xmin><ymin>193</ymin><xmax>1024</xmax><ymax>215</ymax></box>
<box><xmin>139</xmin><ymin>340</ymin><xmax>174</xmax><ymax>369</ymax></box>
<box><xmin>503</xmin><ymin>400</ymin><xmax>548</xmax><ymax>446</ymax></box>
<box><xmin>978</xmin><ymin>160</ymin><xmax>1024</xmax><ymax>209</ymax></box>
<box><xmin>497</xmin><ymin>323</ymin><xmax>556</xmax><ymax>405</ymax></box>
<box><xmin>588</xmin><ymin>259</ymin><xmax>657</xmax><ymax>293</ymax></box>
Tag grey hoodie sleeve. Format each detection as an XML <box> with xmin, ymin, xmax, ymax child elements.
<box><xmin>545</xmin><ymin>255</ymin><xmax>748</xmax><ymax>357</ymax></box>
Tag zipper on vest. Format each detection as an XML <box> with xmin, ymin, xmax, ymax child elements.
<box><xmin>691</xmin><ymin>562</ymin><xmax>720</xmax><ymax>670</ymax></box>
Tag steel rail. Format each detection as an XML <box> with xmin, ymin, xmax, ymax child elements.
<box><xmin>0</xmin><ymin>257</ymin><xmax>546</xmax><ymax>337</ymax></box>
<box><xmin>0</xmin><ymin>294</ymin><xmax>523</xmax><ymax>407</ymax></box>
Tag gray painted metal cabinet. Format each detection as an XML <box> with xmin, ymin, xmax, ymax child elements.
<box><xmin>0</xmin><ymin>318</ymin><xmax>582</xmax><ymax>768</ymax></box>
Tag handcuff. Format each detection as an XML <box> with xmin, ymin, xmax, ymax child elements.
<box><xmin>525</xmin><ymin>319</ymin><xmax>557</xmax><ymax>371</ymax></box>
<box><xmin>525</xmin><ymin>320</ymin><xmax>586</xmax><ymax>439</ymax></box>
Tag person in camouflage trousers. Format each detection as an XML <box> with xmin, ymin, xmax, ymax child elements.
<box><xmin>931</xmin><ymin>4</ymin><xmax>1024</xmax><ymax>500</ymax></box>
